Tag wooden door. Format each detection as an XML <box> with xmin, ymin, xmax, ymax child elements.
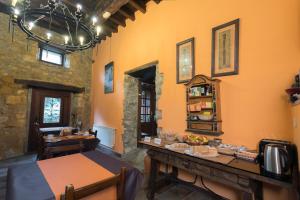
<box><xmin>28</xmin><ymin>88</ymin><xmax>71</xmax><ymax>152</ymax></box>
<box><xmin>138</xmin><ymin>82</ymin><xmax>157</xmax><ymax>140</ymax></box>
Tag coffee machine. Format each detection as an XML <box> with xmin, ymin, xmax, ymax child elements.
<box><xmin>258</xmin><ymin>139</ymin><xmax>297</xmax><ymax>181</ymax></box>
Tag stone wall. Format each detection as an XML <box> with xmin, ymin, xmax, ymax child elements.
<box><xmin>155</xmin><ymin>64</ymin><xmax>164</xmax><ymax>122</ymax></box>
<box><xmin>0</xmin><ymin>13</ymin><xmax>93</xmax><ymax>160</ymax></box>
<box><xmin>122</xmin><ymin>75</ymin><xmax>139</xmax><ymax>154</ymax></box>
<box><xmin>122</xmin><ymin>65</ymin><xmax>163</xmax><ymax>154</ymax></box>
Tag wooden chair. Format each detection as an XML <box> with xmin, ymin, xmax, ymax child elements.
<box><xmin>60</xmin><ymin>167</ymin><xmax>126</xmax><ymax>200</ymax></box>
<box><xmin>34</xmin><ymin>122</ymin><xmax>45</xmax><ymax>160</ymax></box>
<box><xmin>72</xmin><ymin>128</ymin><xmax>79</xmax><ymax>134</ymax></box>
<box><xmin>44</xmin><ymin>141</ymin><xmax>84</xmax><ymax>159</ymax></box>
<box><xmin>88</xmin><ymin>129</ymin><xmax>98</xmax><ymax>138</ymax></box>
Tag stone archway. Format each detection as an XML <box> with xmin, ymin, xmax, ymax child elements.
<box><xmin>122</xmin><ymin>62</ymin><xmax>163</xmax><ymax>155</ymax></box>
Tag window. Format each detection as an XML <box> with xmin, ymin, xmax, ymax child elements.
<box><xmin>140</xmin><ymin>90</ymin><xmax>151</xmax><ymax>123</ymax></box>
<box><xmin>40</xmin><ymin>48</ymin><xmax>64</xmax><ymax>66</ymax></box>
<box><xmin>43</xmin><ymin>97</ymin><xmax>62</xmax><ymax>123</ymax></box>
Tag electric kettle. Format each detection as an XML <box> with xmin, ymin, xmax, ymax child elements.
<box><xmin>264</xmin><ymin>143</ymin><xmax>289</xmax><ymax>175</ymax></box>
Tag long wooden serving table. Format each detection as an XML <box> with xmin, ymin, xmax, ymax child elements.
<box><xmin>139</xmin><ymin>140</ymin><xmax>299</xmax><ymax>200</ymax></box>
<box><xmin>6</xmin><ymin>151</ymin><xmax>143</xmax><ymax>200</ymax></box>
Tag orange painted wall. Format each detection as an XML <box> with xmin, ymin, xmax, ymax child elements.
<box><xmin>92</xmin><ymin>0</ymin><xmax>300</xmax><ymax>153</ymax></box>
<box><xmin>92</xmin><ymin>0</ymin><xmax>300</xmax><ymax>199</ymax></box>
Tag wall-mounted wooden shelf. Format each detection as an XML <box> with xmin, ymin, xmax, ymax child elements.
<box><xmin>186</xmin><ymin>129</ymin><xmax>223</xmax><ymax>136</ymax></box>
<box><xmin>187</xmin><ymin>119</ymin><xmax>222</xmax><ymax>123</ymax></box>
<box><xmin>188</xmin><ymin>95</ymin><xmax>213</xmax><ymax>99</ymax></box>
<box><xmin>286</xmin><ymin>88</ymin><xmax>300</xmax><ymax>95</ymax></box>
<box><xmin>189</xmin><ymin>108</ymin><xmax>213</xmax><ymax>113</ymax></box>
<box><xmin>185</xmin><ymin>75</ymin><xmax>222</xmax><ymax>136</ymax></box>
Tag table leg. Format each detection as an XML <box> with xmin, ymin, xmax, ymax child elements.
<box><xmin>251</xmin><ymin>180</ymin><xmax>263</xmax><ymax>200</ymax></box>
<box><xmin>241</xmin><ymin>192</ymin><xmax>252</xmax><ymax>200</ymax></box>
<box><xmin>147</xmin><ymin>158</ymin><xmax>158</xmax><ymax>200</ymax></box>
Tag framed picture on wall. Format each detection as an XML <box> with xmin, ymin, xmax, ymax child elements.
<box><xmin>104</xmin><ymin>62</ymin><xmax>114</xmax><ymax>94</ymax></box>
<box><xmin>211</xmin><ymin>19</ymin><xmax>239</xmax><ymax>77</ymax></box>
<box><xmin>176</xmin><ymin>37</ymin><xmax>195</xmax><ymax>84</ymax></box>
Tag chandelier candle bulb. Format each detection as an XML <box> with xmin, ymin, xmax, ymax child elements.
<box><xmin>14</xmin><ymin>8</ymin><xmax>20</xmax><ymax>16</ymax></box>
<box><xmin>79</xmin><ymin>36</ymin><xmax>84</xmax><ymax>45</ymax></box>
<box><xmin>28</xmin><ymin>22</ymin><xmax>34</xmax><ymax>30</ymax></box>
<box><xmin>64</xmin><ymin>36</ymin><xmax>69</xmax><ymax>44</ymax></box>
<box><xmin>92</xmin><ymin>17</ymin><xmax>97</xmax><ymax>26</ymax></box>
<box><xmin>76</xmin><ymin>4</ymin><xmax>82</xmax><ymax>12</ymax></box>
<box><xmin>96</xmin><ymin>26</ymin><xmax>102</xmax><ymax>36</ymax></box>
<box><xmin>46</xmin><ymin>32</ymin><xmax>52</xmax><ymax>40</ymax></box>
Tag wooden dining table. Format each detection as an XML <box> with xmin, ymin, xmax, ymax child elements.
<box><xmin>40</xmin><ymin>127</ymin><xmax>78</xmax><ymax>136</ymax></box>
<box><xmin>6</xmin><ymin>151</ymin><xmax>143</xmax><ymax>200</ymax></box>
<box><xmin>43</xmin><ymin>134</ymin><xmax>96</xmax><ymax>143</ymax></box>
<box><xmin>40</xmin><ymin>134</ymin><xmax>100</xmax><ymax>159</ymax></box>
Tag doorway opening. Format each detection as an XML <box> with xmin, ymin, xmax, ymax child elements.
<box><xmin>123</xmin><ymin>61</ymin><xmax>163</xmax><ymax>154</ymax></box>
<box><xmin>128</xmin><ymin>66</ymin><xmax>157</xmax><ymax>142</ymax></box>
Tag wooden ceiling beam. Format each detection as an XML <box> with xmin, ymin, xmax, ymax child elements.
<box><xmin>63</xmin><ymin>0</ymin><xmax>91</xmax><ymax>13</ymax></box>
<box><xmin>95</xmin><ymin>0</ymin><xmax>105</xmax><ymax>11</ymax></box>
<box><xmin>103</xmin><ymin>31</ymin><xmax>112</xmax><ymax>37</ymax></box>
<box><xmin>103</xmin><ymin>23</ymin><xmax>118</xmax><ymax>33</ymax></box>
<box><xmin>109</xmin><ymin>15</ymin><xmax>126</xmax><ymax>27</ymax></box>
<box><xmin>128</xmin><ymin>0</ymin><xmax>146</xmax><ymax>13</ymax></box>
<box><xmin>106</xmin><ymin>20</ymin><xmax>119</xmax><ymax>31</ymax></box>
<box><xmin>118</xmin><ymin>7</ymin><xmax>135</xmax><ymax>21</ymax></box>
<box><xmin>101</xmin><ymin>25</ymin><xmax>114</xmax><ymax>37</ymax></box>
<box><xmin>94</xmin><ymin>0</ymin><xmax>113</xmax><ymax>12</ymax></box>
<box><xmin>99</xmin><ymin>33</ymin><xmax>110</xmax><ymax>41</ymax></box>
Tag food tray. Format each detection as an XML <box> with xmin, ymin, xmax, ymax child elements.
<box><xmin>185</xmin><ymin>146</ymin><xmax>219</xmax><ymax>158</ymax></box>
<box><xmin>235</xmin><ymin>151</ymin><xmax>258</xmax><ymax>162</ymax></box>
<box><xmin>165</xmin><ymin>143</ymin><xmax>191</xmax><ymax>152</ymax></box>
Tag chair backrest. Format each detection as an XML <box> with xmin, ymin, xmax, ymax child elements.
<box><xmin>72</xmin><ymin>128</ymin><xmax>79</xmax><ymax>134</ymax></box>
<box><xmin>34</xmin><ymin>122</ymin><xmax>44</xmax><ymax>160</ymax></box>
<box><xmin>44</xmin><ymin>142</ymin><xmax>84</xmax><ymax>159</ymax></box>
<box><xmin>61</xmin><ymin>167</ymin><xmax>126</xmax><ymax>200</ymax></box>
<box><xmin>88</xmin><ymin>129</ymin><xmax>98</xmax><ymax>138</ymax></box>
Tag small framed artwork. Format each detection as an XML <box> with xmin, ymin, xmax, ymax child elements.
<box><xmin>104</xmin><ymin>61</ymin><xmax>114</xmax><ymax>94</ymax></box>
<box><xmin>211</xmin><ymin>19</ymin><xmax>239</xmax><ymax>77</ymax></box>
<box><xmin>176</xmin><ymin>37</ymin><xmax>195</xmax><ymax>84</ymax></box>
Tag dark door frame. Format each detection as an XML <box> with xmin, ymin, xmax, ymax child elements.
<box><xmin>28</xmin><ymin>88</ymin><xmax>71</xmax><ymax>152</ymax></box>
<box><xmin>125</xmin><ymin>61</ymin><xmax>159</xmax><ymax>146</ymax></box>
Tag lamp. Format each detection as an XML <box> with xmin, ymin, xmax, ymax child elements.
<box><xmin>9</xmin><ymin>0</ymin><xmax>103</xmax><ymax>53</ymax></box>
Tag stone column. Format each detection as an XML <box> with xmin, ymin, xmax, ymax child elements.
<box><xmin>122</xmin><ymin>75</ymin><xmax>139</xmax><ymax>154</ymax></box>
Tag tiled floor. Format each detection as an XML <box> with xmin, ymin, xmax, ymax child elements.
<box><xmin>0</xmin><ymin>149</ymin><xmax>221</xmax><ymax>200</ymax></box>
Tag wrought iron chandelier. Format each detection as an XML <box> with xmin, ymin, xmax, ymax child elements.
<box><xmin>10</xmin><ymin>0</ymin><xmax>103</xmax><ymax>53</ymax></box>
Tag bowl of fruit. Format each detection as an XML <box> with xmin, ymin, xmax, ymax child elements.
<box><xmin>183</xmin><ymin>134</ymin><xmax>208</xmax><ymax>145</ymax></box>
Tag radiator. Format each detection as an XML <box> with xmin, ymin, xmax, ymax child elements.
<box><xmin>93</xmin><ymin>125</ymin><xmax>116</xmax><ymax>149</ymax></box>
